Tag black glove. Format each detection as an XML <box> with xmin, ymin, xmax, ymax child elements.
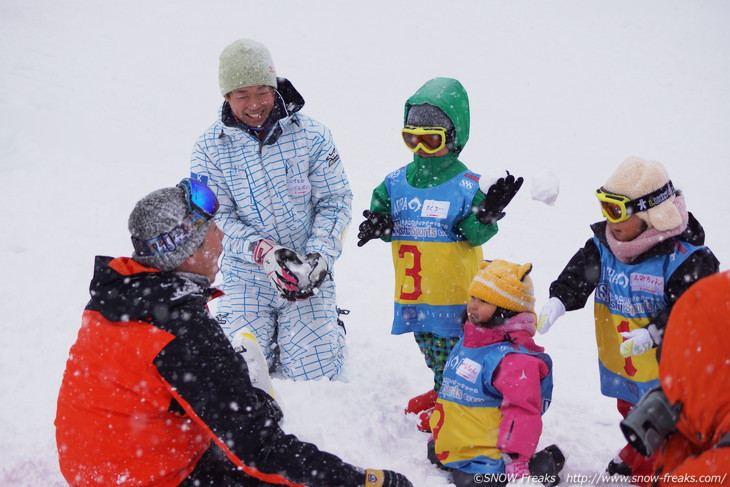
<box><xmin>357</xmin><ymin>210</ymin><xmax>393</xmax><ymax>247</ymax></box>
<box><xmin>252</xmin><ymin>387</ymin><xmax>283</xmax><ymax>424</ymax></box>
<box><xmin>529</xmin><ymin>444</ymin><xmax>565</xmax><ymax>487</ymax></box>
<box><xmin>476</xmin><ymin>171</ymin><xmax>524</xmax><ymax>225</ymax></box>
<box><xmin>364</xmin><ymin>469</ymin><xmax>413</xmax><ymax>487</ymax></box>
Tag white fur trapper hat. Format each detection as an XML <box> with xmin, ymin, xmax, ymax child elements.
<box><xmin>603</xmin><ymin>157</ymin><xmax>682</xmax><ymax>231</ymax></box>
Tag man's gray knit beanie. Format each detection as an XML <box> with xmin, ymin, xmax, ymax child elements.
<box><xmin>219</xmin><ymin>38</ymin><xmax>277</xmax><ymax>96</ymax></box>
<box><xmin>128</xmin><ymin>187</ymin><xmax>211</xmax><ymax>271</ymax></box>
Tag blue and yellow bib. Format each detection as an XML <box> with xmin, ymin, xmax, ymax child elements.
<box><xmin>593</xmin><ymin>237</ymin><xmax>702</xmax><ymax>404</ymax></box>
<box><xmin>385</xmin><ymin>168</ymin><xmax>483</xmax><ymax>337</ymax></box>
<box><xmin>431</xmin><ymin>340</ymin><xmax>553</xmax><ymax>473</ymax></box>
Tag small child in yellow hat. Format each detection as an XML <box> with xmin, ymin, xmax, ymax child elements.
<box><xmin>428</xmin><ymin>260</ymin><xmax>562</xmax><ymax>487</ymax></box>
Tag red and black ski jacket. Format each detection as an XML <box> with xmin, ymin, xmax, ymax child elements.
<box><xmin>55</xmin><ymin>256</ymin><xmax>363</xmax><ymax>487</ymax></box>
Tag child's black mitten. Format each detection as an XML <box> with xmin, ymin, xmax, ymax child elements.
<box><xmin>357</xmin><ymin>210</ymin><xmax>393</xmax><ymax>247</ymax></box>
<box><xmin>529</xmin><ymin>444</ymin><xmax>566</xmax><ymax>487</ymax></box>
<box><xmin>476</xmin><ymin>172</ymin><xmax>524</xmax><ymax>225</ymax></box>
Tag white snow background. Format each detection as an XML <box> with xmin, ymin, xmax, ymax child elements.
<box><xmin>2</xmin><ymin>1</ymin><xmax>729</xmax><ymax>485</ymax></box>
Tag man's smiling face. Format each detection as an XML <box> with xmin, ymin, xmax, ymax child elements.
<box><xmin>225</xmin><ymin>85</ymin><xmax>275</xmax><ymax>128</ymax></box>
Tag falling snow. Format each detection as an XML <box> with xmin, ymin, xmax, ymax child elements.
<box><xmin>2</xmin><ymin>1</ymin><xmax>729</xmax><ymax>486</ymax></box>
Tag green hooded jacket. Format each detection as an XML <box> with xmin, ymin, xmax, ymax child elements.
<box><xmin>369</xmin><ymin>77</ymin><xmax>497</xmax><ymax>246</ymax></box>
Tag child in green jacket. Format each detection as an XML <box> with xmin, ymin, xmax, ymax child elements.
<box><xmin>358</xmin><ymin>77</ymin><xmax>522</xmax><ymax>431</ymax></box>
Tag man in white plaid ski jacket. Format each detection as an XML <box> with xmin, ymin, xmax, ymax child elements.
<box><xmin>190</xmin><ymin>38</ymin><xmax>352</xmax><ymax>380</ymax></box>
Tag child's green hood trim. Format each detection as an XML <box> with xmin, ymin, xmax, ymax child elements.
<box><xmin>404</xmin><ymin>77</ymin><xmax>470</xmax><ymax>154</ymax></box>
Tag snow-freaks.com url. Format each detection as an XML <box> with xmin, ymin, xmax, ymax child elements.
<box><xmin>565</xmin><ymin>473</ymin><xmax>728</xmax><ymax>484</ymax></box>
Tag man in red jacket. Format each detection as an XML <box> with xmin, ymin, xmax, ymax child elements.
<box><xmin>654</xmin><ymin>270</ymin><xmax>730</xmax><ymax>484</ymax></box>
<box><xmin>55</xmin><ymin>178</ymin><xmax>411</xmax><ymax>487</ymax></box>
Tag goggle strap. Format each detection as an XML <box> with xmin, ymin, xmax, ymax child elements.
<box><xmin>131</xmin><ymin>213</ymin><xmax>207</xmax><ymax>257</ymax></box>
<box><xmin>132</xmin><ymin>230</ymin><xmax>183</xmax><ymax>257</ymax></box>
<box><xmin>634</xmin><ymin>180</ymin><xmax>674</xmax><ymax>208</ymax></box>
<box><xmin>598</xmin><ymin>180</ymin><xmax>675</xmax><ymax>220</ymax></box>
<box><xmin>625</xmin><ymin>181</ymin><xmax>675</xmax><ymax>215</ymax></box>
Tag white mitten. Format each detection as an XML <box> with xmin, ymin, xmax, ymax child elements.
<box><xmin>620</xmin><ymin>327</ymin><xmax>657</xmax><ymax>357</ymax></box>
<box><xmin>537</xmin><ymin>297</ymin><xmax>566</xmax><ymax>334</ymax></box>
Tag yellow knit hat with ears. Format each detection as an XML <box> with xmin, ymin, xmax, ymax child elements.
<box><xmin>468</xmin><ymin>260</ymin><xmax>535</xmax><ymax>313</ymax></box>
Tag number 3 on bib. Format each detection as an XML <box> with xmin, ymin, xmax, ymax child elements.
<box><xmin>398</xmin><ymin>244</ymin><xmax>423</xmax><ymax>301</ymax></box>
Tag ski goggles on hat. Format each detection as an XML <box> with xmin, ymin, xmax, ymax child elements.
<box><xmin>595</xmin><ymin>180</ymin><xmax>675</xmax><ymax>223</ymax></box>
<box><xmin>401</xmin><ymin>126</ymin><xmax>447</xmax><ymax>154</ymax></box>
<box><xmin>178</xmin><ymin>177</ymin><xmax>220</xmax><ymax>221</ymax></box>
<box><xmin>131</xmin><ymin>179</ymin><xmax>219</xmax><ymax>257</ymax></box>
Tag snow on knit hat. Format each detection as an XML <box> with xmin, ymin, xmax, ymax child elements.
<box><xmin>219</xmin><ymin>38</ymin><xmax>277</xmax><ymax>96</ymax></box>
<box><xmin>468</xmin><ymin>260</ymin><xmax>535</xmax><ymax>314</ymax></box>
<box><xmin>128</xmin><ymin>186</ymin><xmax>211</xmax><ymax>271</ymax></box>
<box><xmin>406</xmin><ymin>104</ymin><xmax>454</xmax><ymax>131</ymax></box>
<box><xmin>603</xmin><ymin>157</ymin><xmax>682</xmax><ymax>231</ymax></box>
<box><xmin>406</xmin><ymin>104</ymin><xmax>455</xmax><ymax>150</ymax></box>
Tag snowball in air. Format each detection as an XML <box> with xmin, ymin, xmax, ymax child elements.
<box><xmin>530</xmin><ymin>171</ymin><xmax>560</xmax><ymax>206</ymax></box>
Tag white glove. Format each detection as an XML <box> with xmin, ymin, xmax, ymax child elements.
<box><xmin>253</xmin><ymin>239</ymin><xmax>308</xmax><ymax>301</ymax></box>
<box><xmin>537</xmin><ymin>297</ymin><xmax>566</xmax><ymax>334</ymax></box>
<box><xmin>620</xmin><ymin>327</ymin><xmax>657</xmax><ymax>357</ymax></box>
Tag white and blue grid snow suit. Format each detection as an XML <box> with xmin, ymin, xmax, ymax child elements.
<box><xmin>190</xmin><ymin>79</ymin><xmax>352</xmax><ymax>380</ymax></box>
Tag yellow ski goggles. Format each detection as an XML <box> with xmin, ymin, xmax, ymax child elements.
<box><xmin>401</xmin><ymin>126</ymin><xmax>447</xmax><ymax>154</ymax></box>
<box><xmin>595</xmin><ymin>181</ymin><xmax>675</xmax><ymax>223</ymax></box>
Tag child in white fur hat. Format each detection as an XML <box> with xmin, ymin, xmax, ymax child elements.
<box><xmin>535</xmin><ymin>157</ymin><xmax>719</xmax><ymax>483</ymax></box>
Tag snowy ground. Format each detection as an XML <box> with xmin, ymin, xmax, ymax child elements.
<box><xmin>2</xmin><ymin>1</ymin><xmax>729</xmax><ymax>485</ymax></box>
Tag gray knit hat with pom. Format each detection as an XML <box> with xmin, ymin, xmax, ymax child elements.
<box><xmin>219</xmin><ymin>38</ymin><xmax>277</xmax><ymax>96</ymax></box>
<box><xmin>128</xmin><ymin>187</ymin><xmax>211</xmax><ymax>271</ymax></box>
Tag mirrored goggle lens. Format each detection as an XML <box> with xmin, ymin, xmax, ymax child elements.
<box><xmin>179</xmin><ymin>178</ymin><xmax>219</xmax><ymax>218</ymax></box>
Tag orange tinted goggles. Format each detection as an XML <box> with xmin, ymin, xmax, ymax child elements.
<box><xmin>401</xmin><ymin>126</ymin><xmax>447</xmax><ymax>154</ymax></box>
<box><xmin>596</xmin><ymin>189</ymin><xmax>634</xmax><ymax>223</ymax></box>
<box><xmin>595</xmin><ymin>181</ymin><xmax>675</xmax><ymax>223</ymax></box>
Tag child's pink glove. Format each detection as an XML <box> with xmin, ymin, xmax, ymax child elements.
<box><xmin>505</xmin><ymin>460</ymin><xmax>530</xmax><ymax>479</ymax></box>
